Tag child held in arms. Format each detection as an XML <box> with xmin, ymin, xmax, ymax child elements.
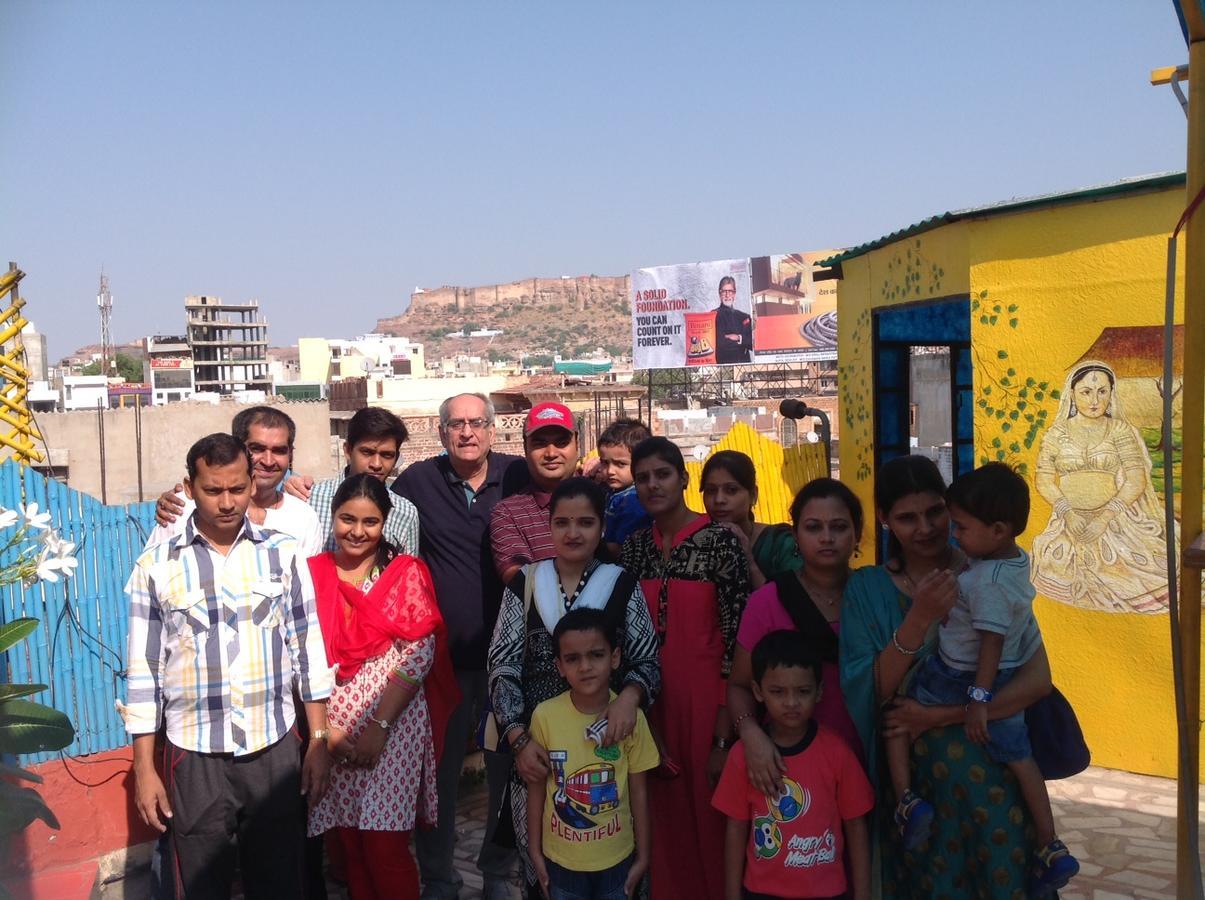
<box><xmin>593</xmin><ymin>418</ymin><xmax>652</xmax><ymax>559</ymax></box>
<box><xmin>526</xmin><ymin>608</ymin><xmax>659</xmax><ymax>899</ymax></box>
<box><xmin>885</xmin><ymin>462</ymin><xmax>1079</xmax><ymax>894</ymax></box>
<box><xmin>712</xmin><ymin>630</ymin><xmax>872</xmax><ymax>900</ymax></box>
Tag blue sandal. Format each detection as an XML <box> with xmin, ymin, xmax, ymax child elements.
<box><xmin>894</xmin><ymin>789</ymin><xmax>935</xmax><ymax>851</ymax></box>
<box><xmin>1033</xmin><ymin>838</ymin><xmax>1080</xmax><ymax>895</ymax></box>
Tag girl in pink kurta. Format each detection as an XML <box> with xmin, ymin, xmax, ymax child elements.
<box><xmin>307</xmin><ymin>475</ymin><xmax>458</xmax><ymax>900</ymax></box>
<box><xmin>727</xmin><ymin>478</ymin><xmax>866</xmax><ymax>794</ymax></box>
<box><xmin>621</xmin><ymin>438</ymin><xmax>751</xmax><ymax>900</ymax></box>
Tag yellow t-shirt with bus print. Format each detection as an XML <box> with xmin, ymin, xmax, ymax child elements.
<box><xmin>529</xmin><ymin>690</ymin><xmax>659</xmax><ymax>873</ymax></box>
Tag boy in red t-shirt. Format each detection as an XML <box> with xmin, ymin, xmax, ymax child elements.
<box><xmin>713</xmin><ymin>630</ymin><xmax>872</xmax><ymax>900</ymax></box>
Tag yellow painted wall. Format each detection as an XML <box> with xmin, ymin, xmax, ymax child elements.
<box><xmin>967</xmin><ymin>187</ymin><xmax>1192</xmax><ymax>778</ymax></box>
<box><xmin>836</xmin><ymin>223</ymin><xmax>971</xmax><ymax>552</ymax></box>
<box><xmin>835</xmin><ymin>183</ymin><xmax>1197</xmax><ymax>778</ymax></box>
<box><xmin>680</xmin><ymin>422</ymin><xmax>828</xmax><ymax>523</ymax></box>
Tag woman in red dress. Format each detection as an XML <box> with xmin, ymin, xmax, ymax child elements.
<box><xmin>307</xmin><ymin>474</ymin><xmax>459</xmax><ymax>900</ymax></box>
<box><xmin>620</xmin><ymin>438</ymin><xmax>751</xmax><ymax>900</ymax></box>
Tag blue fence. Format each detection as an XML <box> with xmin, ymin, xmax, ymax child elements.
<box><xmin>0</xmin><ymin>460</ymin><xmax>155</xmax><ymax>764</ymax></box>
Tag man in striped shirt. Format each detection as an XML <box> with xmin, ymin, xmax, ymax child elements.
<box><xmin>125</xmin><ymin>433</ymin><xmax>334</xmax><ymax>899</ymax></box>
<box><xmin>489</xmin><ymin>401</ymin><xmax>580</xmax><ymax>584</ymax></box>
<box><xmin>287</xmin><ymin>406</ymin><xmax>420</xmax><ymax>555</ymax></box>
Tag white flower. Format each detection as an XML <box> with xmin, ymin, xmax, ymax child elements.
<box><xmin>0</xmin><ymin>508</ymin><xmax>17</xmax><ymax>529</ymax></box>
<box><xmin>54</xmin><ymin>548</ymin><xmax>78</xmax><ymax>579</ymax></box>
<box><xmin>39</xmin><ymin>530</ymin><xmax>62</xmax><ymax>552</ymax></box>
<box><xmin>35</xmin><ymin>547</ymin><xmax>62</xmax><ymax>582</ymax></box>
<box><xmin>20</xmin><ymin>503</ymin><xmax>52</xmax><ymax>531</ymax></box>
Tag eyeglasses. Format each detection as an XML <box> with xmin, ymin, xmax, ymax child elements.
<box><xmin>444</xmin><ymin>418</ymin><xmax>491</xmax><ymax>432</ymax></box>
<box><xmin>719</xmin><ymin>288</ymin><xmax>737</xmax><ymax>296</ymax></box>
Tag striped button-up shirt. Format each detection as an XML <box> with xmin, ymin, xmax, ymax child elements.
<box><xmin>488</xmin><ymin>486</ymin><xmax>555</xmax><ymax>580</ymax></box>
<box><xmin>308</xmin><ymin>471</ymin><xmax>420</xmax><ymax>555</ymax></box>
<box><xmin>124</xmin><ymin>517</ymin><xmax>334</xmax><ymax>756</ymax></box>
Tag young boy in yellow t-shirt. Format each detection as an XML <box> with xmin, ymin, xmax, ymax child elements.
<box><xmin>527</xmin><ymin>608</ymin><xmax>659</xmax><ymax>899</ymax></box>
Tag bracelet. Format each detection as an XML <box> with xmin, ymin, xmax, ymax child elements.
<box><xmin>891</xmin><ymin>628</ymin><xmax>923</xmax><ymax>656</ymax></box>
<box><xmin>387</xmin><ymin>667</ymin><xmax>420</xmax><ymax>690</ymax></box>
<box><xmin>310</xmin><ymin>728</ymin><xmax>330</xmax><ymax>742</ymax></box>
<box><xmin>732</xmin><ymin>712</ymin><xmax>756</xmax><ymax>733</ymax></box>
<box><xmin>511</xmin><ymin>731</ymin><xmax>531</xmax><ymax>753</ymax></box>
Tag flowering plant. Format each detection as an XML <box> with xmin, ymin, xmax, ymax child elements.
<box><xmin>0</xmin><ymin>503</ymin><xmax>78</xmax><ymax>587</ymax></box>
<box><xmin>0</xmin><ymin>502</ymin><xmax>77</xmax><ymax>847</ymax></box>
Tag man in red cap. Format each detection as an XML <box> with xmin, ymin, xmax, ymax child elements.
<box><xmin>489</xmin><ymin>401</ymin><xmax>580</xmax><ymax>584</ymax></box>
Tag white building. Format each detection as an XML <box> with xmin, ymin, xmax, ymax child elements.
<box><xmin>60</xmin><ymin>375</ymin><xmax>109</xmax><ymax>411</ymax></box>
<box><xmin>144</xmin><ymin>335</ymin><xmax>196</xmax><ymax>405</ymax></box>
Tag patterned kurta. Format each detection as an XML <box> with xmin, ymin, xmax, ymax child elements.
<box><xmin>308</xmin><ymin>635</ymin><xmax>437</xmax><ymax>835</ymax></box>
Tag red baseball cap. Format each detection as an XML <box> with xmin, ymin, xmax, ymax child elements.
<box><xmin>524</xmin><ymin>402</ymin><xmax>576</xmax><ymax>436</ymax></box>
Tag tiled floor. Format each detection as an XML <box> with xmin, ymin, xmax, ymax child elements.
<box><xmin>447</xmin><ymin>763</ymin><xmax>1204</xmax><ymax>899</ymax></box>
<box><xmin>105</xmin><ymin>762</ymin><xmax>1203</xmax><ymax>898</ymax></box>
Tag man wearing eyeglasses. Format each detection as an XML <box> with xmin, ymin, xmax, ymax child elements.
<box><xmin>714</xmin><ymin>275</ymin><xmax>752</xmax><ymax>365</ymax></box>
<box><xmin>391</xmin><ymin>392</ymin><xmax>524</xmax><ymax>900</ymax></box>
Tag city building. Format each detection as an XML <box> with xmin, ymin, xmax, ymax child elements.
<box><xmin>184</xmin><ymin>295</ymin><xmax>271</xmax><ymax>395</ymax></box>
<box><xmin>22</xmin><ymin>321</ymin><xmax>48</xmax><ymax>382</ymax></box>
<box><xmin>143</xmin><ymin>334</ymin><xmax>196</xmax><ymax>405</ymax></box>
<box><xmin>59</xmin><ymin>375</ymin><xmax>108</xmax><ymax>411</ymax></box>
<box><xmin>298</xmin><ymin>334</ymin><xmax>425</xmax><ymax>383</ymax></box>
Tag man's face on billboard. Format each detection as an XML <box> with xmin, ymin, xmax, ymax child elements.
<box><xmin>719</xmin><ymin>283</ymin><xmax>737</xmax><ymax>306</ymax></box>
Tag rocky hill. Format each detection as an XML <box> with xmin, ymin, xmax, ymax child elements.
<box><xmin>373</xmin><ymin>275</ymin><xmax>632</xmax><ymax>362</ymax></box>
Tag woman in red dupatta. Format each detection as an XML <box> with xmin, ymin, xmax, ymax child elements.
<box><xmin>307</xmin><ymin>474</ymin><xmax>458</xmax><ymax>900</ymax></box>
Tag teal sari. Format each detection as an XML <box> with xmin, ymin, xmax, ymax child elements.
<box><xmin>840</xmin><ymin>566</ymin><xmax>1041</xmax><ymax>899</ymax></box>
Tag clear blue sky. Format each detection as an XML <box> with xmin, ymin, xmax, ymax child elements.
<box><xmin>1</xmin><ymin>1</ymin><xmax>1190</xmax><ymax>360</ymax></box>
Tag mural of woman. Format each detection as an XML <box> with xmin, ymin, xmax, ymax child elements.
<box><xmin>1032</xmin><ymin>360</ymin><xmax>1174</xmax><ymax>614</ymax></box>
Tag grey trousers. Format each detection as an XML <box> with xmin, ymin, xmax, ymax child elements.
<box><xmin>416</xmin><ymin>668</ymin><xmax>516</xmax><ymax>898</ymax></box>
<box><xmin>165</xmin><ymin>733</ymin><xmax>303</xmax><ymax>900</ymax></box>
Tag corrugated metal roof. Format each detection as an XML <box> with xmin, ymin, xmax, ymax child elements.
<box><xmin>818</xmin><ymin>172</ymin><xmax>1186</xmax><ymax>268</ymax></box>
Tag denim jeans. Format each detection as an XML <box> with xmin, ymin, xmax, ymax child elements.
<box><xmin>546</xmin><ymin>855</ymin><xmax>632</xmax><ymax>900</ymax></box>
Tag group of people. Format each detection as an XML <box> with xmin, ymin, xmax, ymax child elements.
<box><xmin>123</xmin><ymin>393</ymin><xmax>1080</xmax><ymax>900</ymax></box>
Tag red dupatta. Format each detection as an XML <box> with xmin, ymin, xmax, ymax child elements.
<box><xmin>308</xmin><ymin>552</ymin><xmax>460</xmax><ymax>761</ymax></box>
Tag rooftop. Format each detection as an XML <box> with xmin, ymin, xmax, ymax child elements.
<box><xmin>819</xmin><ymin>171</ymin><xmax>1186</xmax><ymax>268</ymax></box>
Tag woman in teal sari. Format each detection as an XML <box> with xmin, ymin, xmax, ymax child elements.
<box><xmin>840</xmin><ymin>456</ymin><xmax>1054</xmax><ymax>898</ymax></box>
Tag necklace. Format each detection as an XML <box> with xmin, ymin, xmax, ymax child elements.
<box><xmin>900</xmin><ymin>546</ymin><xmax>956</xmax><ymax>593</ymax></box>
<box><xmin>797</xmin><ymin>570</ymin><xmax>843</xmax><ymax>607</ymax></box>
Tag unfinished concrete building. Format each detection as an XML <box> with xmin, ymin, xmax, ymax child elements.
<box><xmin>184</xmin><ymin>295</ymin><xmax>271</xmax><ymax>395</ymax></box>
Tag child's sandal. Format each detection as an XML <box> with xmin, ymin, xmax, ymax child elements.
<box><xmin>893</xmin><ymin>789</ymin><xmax>935</xmax><ymax>851</ymax></box>
<box><xmin>1033</xmin><ymin>838</ymin><xmax>1080</xmax><ymax>895</ymax></box>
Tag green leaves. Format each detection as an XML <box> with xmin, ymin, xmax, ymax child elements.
<box><xmin>0</xmin><ymin>700</ymin><xmax>75</xmax><ymax>755</ymax></box>
<box><xmin>0</xmin><ymin>619</ymin><xmax>38</xmax><ymax>654</ymax></box>
<box><xmin>0</xmin><ymin>617</ymin><xmax>75</xmax><ymax>841</ymax></box>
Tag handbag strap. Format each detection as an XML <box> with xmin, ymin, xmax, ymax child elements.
<box><xmin>772</xmin><ymin>572</ymin><xmax>839</xmax><ymax>663</ymax></box>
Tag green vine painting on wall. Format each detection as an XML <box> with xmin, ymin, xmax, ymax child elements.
<box><xmin>841</xmin><ymin>239</ymin><xmax>949</xmax><ymax>483</ymax></box>
<box><xmin>840</xmin><ymin>308</ymin><xmax>873</xmax><ymax>481</ymax></box>
<box><xmin>971</xmin><ymin>290</ymin><xmax>1060</xmax><ymax>476</ymax></box>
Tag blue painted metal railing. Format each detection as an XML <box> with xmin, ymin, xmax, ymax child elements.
<box><xmin>0</xmin><ymin>460</ymin><xmax>155</xmax><ymax>764</ymax></box>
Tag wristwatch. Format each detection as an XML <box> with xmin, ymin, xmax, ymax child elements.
<box><xmin>367</xmin><ymin>713</ymin><xmax>391</xmax><ymax>731</ymax></box>
<box><xmin>712</xmin><ymin>735</ymin><xmax>733</xmax><ymax>751</ymax></box>
<box><xmin>966</xmin><ymin>685</ymin><xmax>994</xmax><ymax>704</ymax></box>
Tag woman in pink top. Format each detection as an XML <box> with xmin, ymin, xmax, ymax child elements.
<box><xmin>727</xmin><ymin>477</ymin><xmax>865</xmax><ymax>796</ymax></box>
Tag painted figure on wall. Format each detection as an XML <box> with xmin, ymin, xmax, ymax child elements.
<box><xmin>1031</xmin><ymin>360</ymin><xmax>1173</xmax><ymax>614</ymax></box>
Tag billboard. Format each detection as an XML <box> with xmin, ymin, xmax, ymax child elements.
<box><xmin>631</xmin><ymin>250</ymin><xmax>838</xmax><ymax>369</ymax></box>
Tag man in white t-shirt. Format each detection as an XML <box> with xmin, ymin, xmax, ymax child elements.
<box><xmin>148</xmin><ymin>406</ymin><xmax>322</xmax><ymax>556</ymax></box>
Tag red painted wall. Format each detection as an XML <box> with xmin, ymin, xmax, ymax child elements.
<box><xmin>1</xmin><ymin>748</ymin><xmax>156</xmax><ymax>899</ymax></box>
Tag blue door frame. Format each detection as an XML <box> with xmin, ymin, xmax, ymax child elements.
<box><xmin>873</xmin><ymin>297</ymin><xmax>973</xmax><ymax>558</ymax></box>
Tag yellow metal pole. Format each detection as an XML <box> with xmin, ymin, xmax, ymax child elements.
<box><xmin>1179</xmin><ymin>32</ymin><xmax>1205</xmax><ymax>894</ymax></box>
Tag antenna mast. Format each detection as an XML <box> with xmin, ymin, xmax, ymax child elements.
<box><xmin>97</xmin><ymin>270</ymin><xmax>114</xmax><ymax>374</ymax></box>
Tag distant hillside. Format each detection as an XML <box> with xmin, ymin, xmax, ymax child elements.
<box><xmin>374</xmin><ymin>275</ymin><xmax>632</xmax><ymax>362</ymax></box>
